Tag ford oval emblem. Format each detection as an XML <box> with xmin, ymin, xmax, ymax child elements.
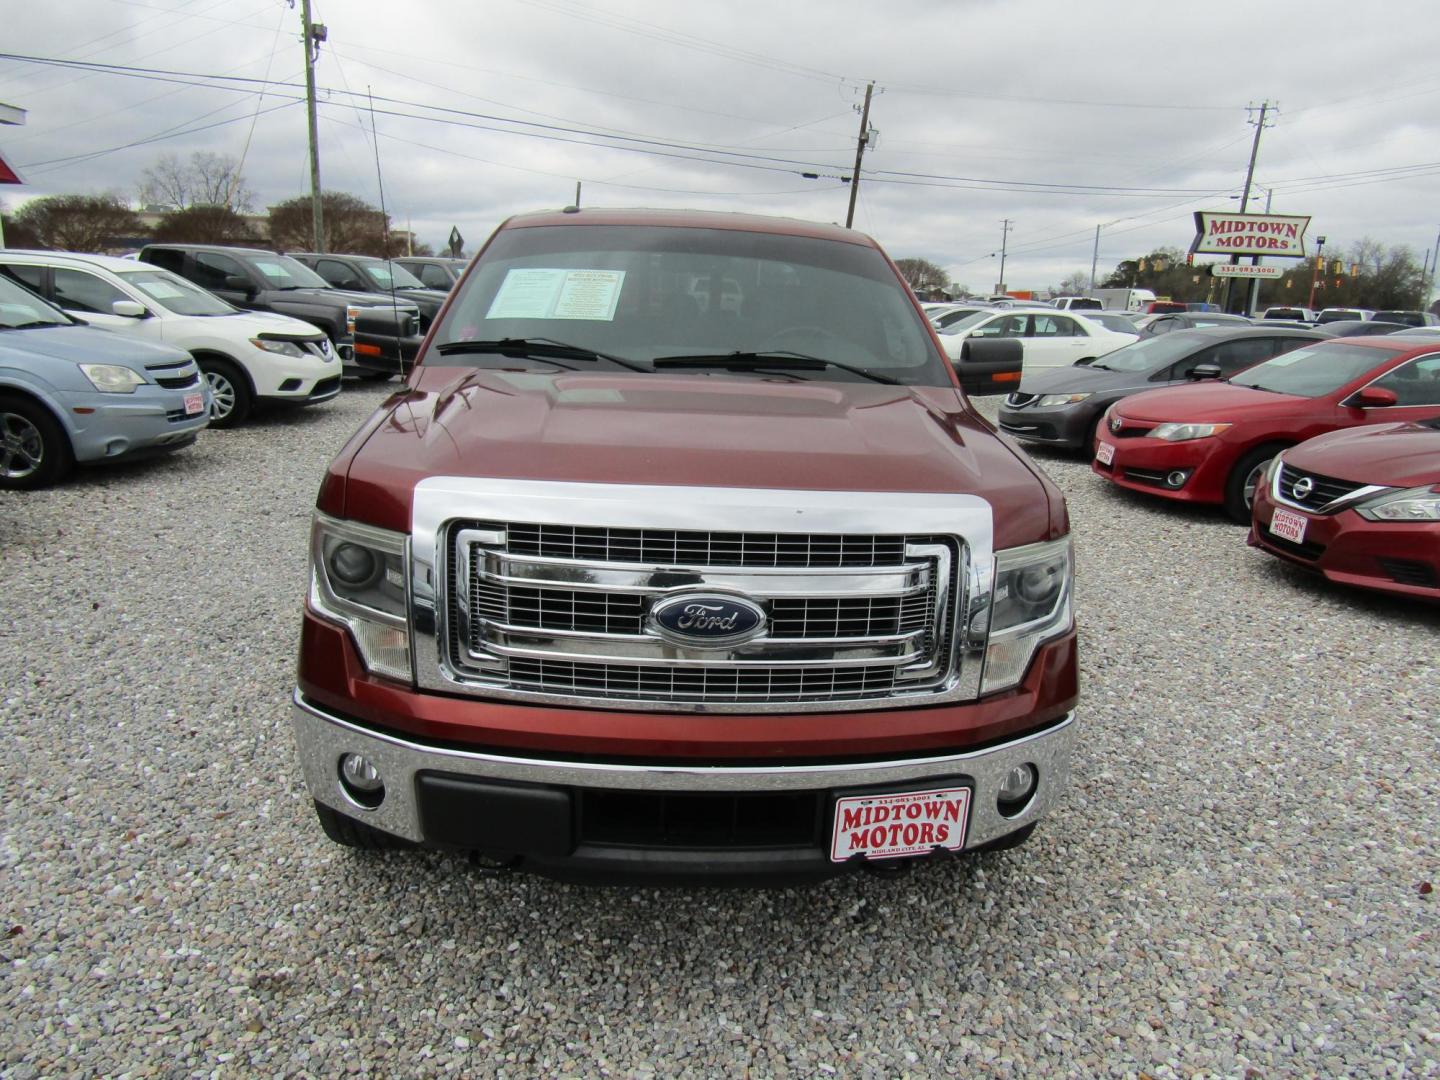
<box><xmin>649</xmin><ymin>594</ymin><xmax>767</xmax><ymax>648</ymax></box>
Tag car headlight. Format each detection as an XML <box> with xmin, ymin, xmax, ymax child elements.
<box><xmin>309</xmin><ymin>513</ymin><xmax>411</xmax><ymax>681</ymax></box>
<box><xmin>1036</xmin><ymin>393</ymin><xmax>1092</xmax><ymax>407</ymax></box>
<box><xmin>79</xmin><ymin>363</ymin><xmax>146</xmax><ymax>393</ymax></box>
<box><xmin>250</xmin><ymin>337</ymin><xmax>306</xmax><ymax>358</ymax></box>
<box><xmin>978</xmin><ymin>537</ymin><xmax>1073</xmax><ymax>695</ymax></box>
<box><xmin>1147</xmin><ymin>422</ymin><xmax>1232</xmax><ymax>441</ymax></box>
<box><xmin>1354</xmin><ymin>486</ymin><xmax>1440</xmax><ymax>522</ymax></box>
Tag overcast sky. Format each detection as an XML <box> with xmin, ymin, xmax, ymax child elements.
<box><xmin>3</xmin><ymin>0</ymin><xmax>1439</xmax><ymax>293</ymax></box>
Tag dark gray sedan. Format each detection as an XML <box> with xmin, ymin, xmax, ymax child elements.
<box><xmin>996</xmin><ymin>326</ymin><xmax>1330</xmax><ymax>452</ymax></box>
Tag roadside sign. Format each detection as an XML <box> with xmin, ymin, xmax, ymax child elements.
<box><xmin>1211</xmin><ymin>264</ymin><xmax>1283</xmax><ymax>279</ymax></box>
<box><xmin>1190</xmin><ymin>212</ymin><xmax>1311</xmax><ymax>258</ymax></box>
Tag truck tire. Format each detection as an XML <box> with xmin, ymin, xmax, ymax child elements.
<box><xmin>313</xmin><ymin>801</ymin><xmax>412</xmax><ymax>851</ymax></box>
<box><xmin>197</xmin><ymin>356</ymin><xmax>252</xmax><ymax>428</ymax></box>
<box><xmin>0</xmin><ymin>393</ymin><xmax>74</xmax><ymax>490</ymax></box>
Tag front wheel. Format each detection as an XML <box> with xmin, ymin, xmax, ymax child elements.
<box><xmin>1224</xmin><ymin>445</ymin><xmax>1281</xmax><ymax>524</ymax></box>
<box><xmin>0</xmin><ymin>394</ymin><xmax>73</xmax><ymax>490</ymax></box>
<box><xmin>199</xmin><ymin>358</ymin><xmax>252</xmax><ymax>428</ymax></box>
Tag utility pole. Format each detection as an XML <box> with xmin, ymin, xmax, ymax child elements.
<box><xmin>1226</xmin><ymin>100</ymin><xmax>1274</xmax><ymax>314</ymax></box>
<box><xmin>1429</xmin><ymin>225</ymin><xmax>1440</xmax><ymax>303</ymax></box>
<box><xmin>1245</xmin><ymin>184</ymin><xmax>1275</xmax><ymax>316</ymax></box>
<box><xmin>845</xmin><ymin>82</ymin><xmax>874</xmax><ymax>229</ymax></box>
<box><xmin>997</xmin><ymin>219</ymin><xmax>1013</xmax><ymax>294</ymax></box>
<box><xmin>300</xmin><ymin>0</ymin><xmax>326</xmax><ymax>252</ymax></box>
<box><xmin>1089</xmin><ymin>223</ymin><xmax>1101</xmax><ymax>290</ymax></box>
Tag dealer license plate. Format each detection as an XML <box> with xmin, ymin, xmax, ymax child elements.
<box><xmin>1269</xmin><ymin>507</ymin><xmax>1308</xmax><ymax>544</ymax></box>
<box><xmin>1096</xmin><ymin>440</ymin><xmax>1115</xmax><ymax>465</ymax></box>
<box><xmin>184</xmin><ymin>393</ymin><xmax>205</xmax><ymax>416</ymax></box>
<box><xmin>830</xmin><ymin>786</ymin><xmax>970</xmax><ymax>862</ymax></box>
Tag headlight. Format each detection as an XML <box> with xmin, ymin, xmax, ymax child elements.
<box><xmin>1355</xmin><ymin>486</ymin><xmax>1440</xmax><ymax>522</ymax></box>
<box><xmin>1037</xmin><ymin>393</ymin><xmax>1092</xmax><ymax>407</ymax></box>
<box><xmin>979</xmin><ymin>537</ymin><xmax>1073</xmax><ymax>695</ymax></box>
<box><xmin>79</xmin><ymin>363</ymin><xmax>146</xmax><ymax>393</ymax></box>
<box><xmin>250</xmin><ymin>337</ymin><xmax>306</xmax><ymax>358</ymax></box>
<box><xmin>1147</xmin><ymin>422</ymin><xmax>1232</xmax><ymax>441</ymax></box>
<box><xmin>309</xmin><ymin>513</ymin><xmax>411</xmax><ymax>681</ymax></box>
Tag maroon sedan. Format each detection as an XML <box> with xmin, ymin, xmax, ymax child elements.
<box><xmin>1250</xmin><ymin>419</ymin><xmax>1440</xmax><ymax>600</ymax></box>
<box><xmin>1093</xmin><ymin>338</ymin><xmax>1440</xmax><ymax>521</ymax></box>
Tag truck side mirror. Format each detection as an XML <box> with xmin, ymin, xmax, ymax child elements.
<box><xmin>222</xmin><ymin>275</ymin><xmax>255</xmax><ymax>296</ymax></box>
<box><xmin>956</xmin><ymin>337</ymin><xmax>1023</xmax><ymax>396</ymax></box>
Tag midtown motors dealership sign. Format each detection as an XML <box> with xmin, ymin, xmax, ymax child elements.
<box><xmin>1191</xmin><ymin>212</ymin><xmax>1311</xmax><ymax>258</ymax></box>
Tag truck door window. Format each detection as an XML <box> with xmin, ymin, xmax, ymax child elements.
<box><xmin>316</xmin><ymin>259</ymin><xmax>365</xmax><ymax>291</ymax></box>
<box><xmin>193</xmin><ymin>252</ymin><xmax>249</xmax><ymax>291</ymax></box>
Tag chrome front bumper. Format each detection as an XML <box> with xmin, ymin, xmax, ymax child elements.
<box><xmin>292</xmin><ymin>690</ymin><xmax>1076</xmax><ymax>852</ymax></box>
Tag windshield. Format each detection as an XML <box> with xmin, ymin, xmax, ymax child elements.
<box><xmin>1230</xmin><ymin>342</ymin><xmax>1395</xmax><ymax>397</ymax></box>
<box><xmin>431</xmin><ymin>224</ymin><xmax>949</xmax><ymax>385</ymax></box>
<box><xmin>364</xmin><ymin>261</ymin><xmax>426</xmax><ymax>290</ymax></box>
<box><xmin>0</xmin><ymin>275</ymin><xmax>71</xmax><ymax>328</ymax></box>
<box><xmin>1085</xmin><ymin>331</ymin><xmax>1218</xmax><ymax>374</ymax></box>
<box><xmin>250</xmin><ymin>255</ymin><xmax>329</xmax><ymax>289</ymax></box>
<box><xmin>118</xmin><ymin>268</ymin><xmax>237</xmax><ymax>316</ymax></box>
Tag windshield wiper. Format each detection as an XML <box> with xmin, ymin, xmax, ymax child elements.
<box><xmin>650</xmin><ymin>350</ymin><xmax>901</xmax><ymax>385</ymax></box>
<box><xmin>433</xmin><ymin>337</ymin><xmax>649</xmax><ymax>372</ymax></box>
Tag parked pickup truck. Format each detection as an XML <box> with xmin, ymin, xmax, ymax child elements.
<box><xmin>292</xmin><ymin>208</ymin><xmax>1078</xmax><ymax>883</ymax></box>
<box><xmin>137</xmin><ymin>244</ymin><xmax>424</xmax><ymax>380</ymax></box>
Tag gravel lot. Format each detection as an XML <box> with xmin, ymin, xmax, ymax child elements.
<box><xmin>1</xmin><ymin>383</ymin><xmax>1436</xmax><ymax>1078</ymax></box>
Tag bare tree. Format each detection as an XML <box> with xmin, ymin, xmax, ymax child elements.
<box><xmin>1055</xmin><ymin>270</ymin><xmax>1091</xmax><ymax>296</ymax></box>
<box><xmin>268</xmin><ymin>191</ymin><xmax>394</xmax><ymax>255</ymax></box>
<box><xmin>138</xmin><ymin>151</ymin><xmax>254</xmax><ymax>212</ymax></box>
<box><xmin>152</xmin><ymin>205</ymin><xmax>260</xmax><ymax>245</ymax></box>
<box><xmin>11</xmin><ymin>194</ymin><xmax>143</xmax><ymax>252</ymax></box>
<box><xmin>893</xmin><ymin>257</ymin><xmax>950</xmax><ymax>295</ymax></box>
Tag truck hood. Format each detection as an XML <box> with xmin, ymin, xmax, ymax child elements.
<box><xmin>340</xmin><ymin>366</ymin><xmax>1058</xmax><ymax>547</ymax></box>
<box><xmin>1283</xmin><ymin>420</ymin><xmax>1440</xmax><ymax>488</ymax></box>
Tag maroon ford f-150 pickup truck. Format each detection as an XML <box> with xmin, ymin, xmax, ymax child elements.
<box><xmin>292</xmin><ymin>208</ymin><xmax>1078</xmax><ymax>882</ymax></box>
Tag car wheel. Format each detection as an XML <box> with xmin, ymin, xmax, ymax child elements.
<box><xmin>313</xmin><ymin>801</ymin><xmax>412</xmax><ymax>851</ymax></box>
<box><xmin>1224</xmin><ymin>445</ymin><xmax>1281</xmax><ymax>524</ymax></box>
<box><xmin>200</xmin><ymin>358</ymin><xmax>252</xmax><ymax>428</ymax></box>
<box><xmin>0</xmin><ymin>394</ymin><xmax>73</xmax><ymax>490</ymax></box>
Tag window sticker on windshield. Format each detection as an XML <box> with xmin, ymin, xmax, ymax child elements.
<box><xmin>132</xmin><ymin>280</ymin><xmax>187</xmax><ymax>299</ymax></box>
<box><xmin>253</xmin><ymin>261</ymin><xmax>289</xmax><ymax>279</ymax></box>
<box><xmin>1267</xmin><ymin>353</ymin><xmax>1305</xmax><ymax>366</ymax></box>
<box><xmin>486</xmin><ymin>268</ymin><xmax>625</xmax><ymax>321</ymax></box>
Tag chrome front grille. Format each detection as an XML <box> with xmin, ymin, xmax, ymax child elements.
<box><xmin>1276</xmin><ymin>464</ymin><xmax>1368</xmax><ymax>512</ymax></box>
<box><xmin>443</xmin><ymin>522</ymin><xmax>961</xmax><ymax>709</ymax></box>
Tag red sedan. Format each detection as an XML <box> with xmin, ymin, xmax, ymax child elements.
<box><xmin>1092</xmin><ymin>338</ymin><xmax>1440</xmax><ymax>521</ymax></box>
<box><xmin>1250</xmin><ymin>420</ymin><xmax>1440</xmax><ymax>601</ymax></box>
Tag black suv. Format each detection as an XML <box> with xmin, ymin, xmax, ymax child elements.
<box><xmin>286</xmin><ymin>253</ymin><xmax>450</xmax><ymax>331</ymax></box>
<box><xmin>137</xmin><ymin>245</ymin><xmax>424</xmax><ymax>378</ymax></box>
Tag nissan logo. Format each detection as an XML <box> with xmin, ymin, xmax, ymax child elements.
<box><xmin>1292</xmin><ymin>476</ymin><xmax>1314</xmax><ymax>501</ymax></box>
<box><xmin>649</xmin><ymin>594</ymin><xmax>766</xmax><ymax>648</ymax></box>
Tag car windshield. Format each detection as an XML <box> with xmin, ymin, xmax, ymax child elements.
<box><xmin>118</xmin><ymin>268</ymin><xmax>237</xmax><ymax>316</ymax></box>
<box><xmin>431</xmin><ymin>224</ymin><xmax>949</xmax><ymax>385</ymax></box>
<box><xmin>1084</xmin><ymin>331</ymin><xmax>1216</xmax><ymax>374</ymax></box>
<box><xmin>364</xmin><ymin>261</ymin><xmax>427</xmax><ymax>290</ymax></box>
<box><xmin>0</xmin><ymin>275</ymin><xmax>71</xmax><ymax>328</ymax></box>
<box><xmin>250</xmin><ymin>255</ymin><xmax>329</xmax><ymax>289</ymax></box>
<box><xmin>938</xmin><ymin>310</ymin><xmax>996</xmax><ymax>335</ymax></box>
<box><xmin>1230</xmin><ymin>342</ymin><xmax>1397</xmax><ymax>397</ymax></box>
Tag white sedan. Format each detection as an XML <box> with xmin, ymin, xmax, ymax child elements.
<box><xmin>939</xmin><ymin>307</ymin><xmax>1136</xmax><ymax>387</ymax></box>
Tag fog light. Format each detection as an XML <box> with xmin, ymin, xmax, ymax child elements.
<box><xmin>998</xmin><ymin>763</ymin><xmax>1037</xmax><ymax>816</ymax></box>
<box><xmin>339</xmin><ymin>753</ymin><xmax>384</xmax><ymax>808</ymax></box>
<box><xmin>1165</xmin><ymin>470</ymin><xmax>1189</xmax><ymax>489</ymax></box>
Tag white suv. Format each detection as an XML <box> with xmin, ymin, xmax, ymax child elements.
<box><xmin>0</xmin><ymin>251</ymin><xmax>341</xmax><ymax>427</ymax></box>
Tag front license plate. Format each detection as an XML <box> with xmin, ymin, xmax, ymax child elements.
<box><xmin>1096</xmin><ymin>440</ymin><xmax>1115</xmax><ymax>465</ymax></box>
<box><xmin>830</xmin><ymin>786</ymin><xmax>970</xmax><ymax>862</ymax></box>
<box><xmin>184</xmin><ymin>393</ymin><xmax>205</xmax><ymax>416</ymax></box>
<box><xmin>1270</xmin><ymin>507</ymin><xmax>1308</xmax><ymax>544</ymax></box>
